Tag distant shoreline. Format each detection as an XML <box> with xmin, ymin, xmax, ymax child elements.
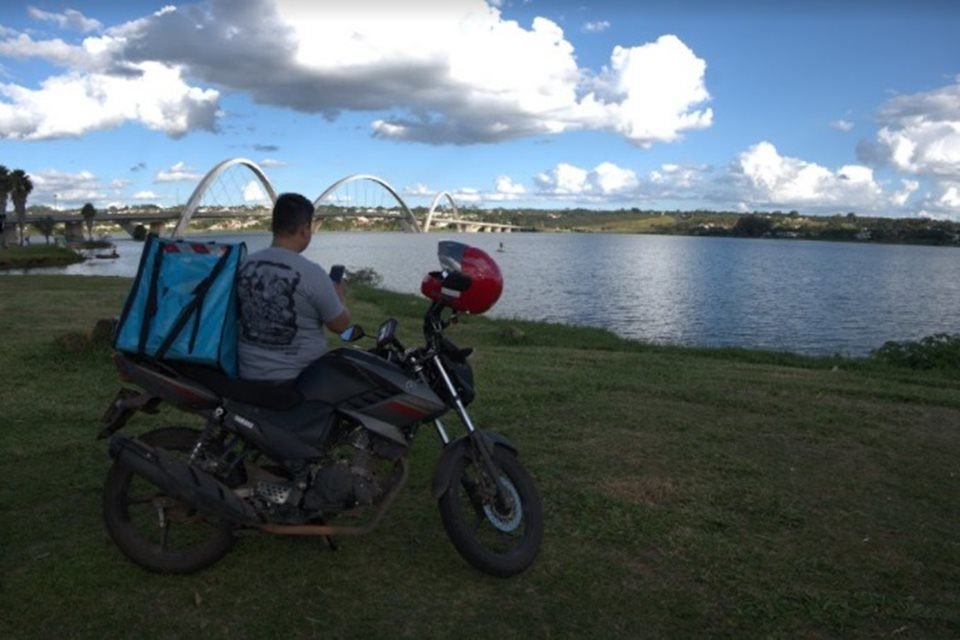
<box><xmin>17</xmin><ymin>207</ymin><xmax>960</xmax><ymax>250</ymax></box>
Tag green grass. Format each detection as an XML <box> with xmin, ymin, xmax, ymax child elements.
<box><xmin>0</xmin><ymin>245</ymin><xmax>83</xmax><ymax>269</ymax></box>
<box><xmin>1</xmin><ymin>275</ymin><xmax>958</xmax><ymax>639</ymax></box>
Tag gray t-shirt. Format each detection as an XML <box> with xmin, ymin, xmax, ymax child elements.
<box><xmin>236</xmin><ymin>246</ymin><xmax>344</xmax><ymax>381</ymax></box>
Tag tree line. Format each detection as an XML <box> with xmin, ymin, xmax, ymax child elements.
<box><xmin>0</xmin><ymin>165</ymin><xmax>102</xmax><ymax>246</ymax></box>
<box><xmin>465</xmin><ymin>208</ymin><xmax>960</xmax><ymax>247</ymax></box>
<box><xmin>0</xmin><ymin>165</ymin><xmax>33</xmax><ymax>247</ymax></box>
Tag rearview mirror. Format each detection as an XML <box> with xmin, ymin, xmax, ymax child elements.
<box><xmin>339</xmin><ymin>325</ymin><xmax>365</xmax><ymax>342</ymax></box>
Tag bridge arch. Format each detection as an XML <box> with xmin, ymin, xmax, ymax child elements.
<box><xmin>423</xmin><ymin>191</ymin><xmax>460</xmax><ymax>233</ymax></box>
<box><xmin>313</xmin><ymin>174</ymin><xmax>421</xmax><ymax>233</ymax></box>
<box><xmin>172</xmin><ymin>158</ymin><xmax>277</xmax><ymax>237</ymax></box>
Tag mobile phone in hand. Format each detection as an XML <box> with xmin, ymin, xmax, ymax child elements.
<box><xmin>329</xmin><ymin>264</ymin><xmax>345</xmax><ymax>283</ymax></box>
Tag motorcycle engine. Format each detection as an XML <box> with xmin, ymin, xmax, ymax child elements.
<box><xmin>301</xmin><ymin>426</ymin><xmax>400</xmax><ymax>512</ymax></box>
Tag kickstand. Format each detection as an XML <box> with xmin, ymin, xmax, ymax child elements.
<box><xmin>323</xmin><ymin>535</ymin><xmax>338</xmax><ymax>551</ymax></box>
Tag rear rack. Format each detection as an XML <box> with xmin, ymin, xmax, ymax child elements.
<box><xmin>111</xmin><ymin>352</ymin><xmax>222</xmax><ymax>412</ymax></box>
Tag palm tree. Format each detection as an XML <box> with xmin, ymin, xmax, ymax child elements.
<box><xmin>0</xmin><ymin>165</ymin><xmax>9</xmax><ymax>248</ymax></box>
<box><xmin>33</xmin><ymin>216</ymin><xmax>57</xmax><ymax>245</ymax></box>
<box><xmin>81</xmin><ymin>202</ymin><xmax>97</xmax><ymax>241</ymax></box>
<box><xmin>10</xmin><ymin>169</ymin><xmax>33</xmax><ymax>246</ymax></box>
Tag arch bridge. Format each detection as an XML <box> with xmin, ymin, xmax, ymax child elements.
<box><xmin>93</xmin><ymin>158</ymin><xmax>532</xmax><ymax>237</ymax></box>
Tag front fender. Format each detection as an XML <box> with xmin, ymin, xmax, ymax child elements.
<box><xmin>430</xmin><ymin>430</ymin><xmax>518</xmax><ymax>499</ymax></box>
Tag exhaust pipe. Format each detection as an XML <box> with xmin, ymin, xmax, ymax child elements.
<box><xmin>109</xmin><ymin>435</ymin><xmax>263</xmax><ymax>527</ymax></box>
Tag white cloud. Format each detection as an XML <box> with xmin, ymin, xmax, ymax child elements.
<box><xmin>27</xmin><ymin>6</ymin><xmax>103</xmax><ymax>33</ymax></box>
<box><xmin>583</xmin><ymin>21</ymin><xmax>611</xmax><ymax>33</ymax></box>
<box><xmin>155</xmin><ymin>161</ymin><xmax>202</xmax><ymax>183</ymax></box>
<box><xmin>535</xmin><ymin>161</ymin><xmax>639</xmax><ymax>198</ymax></box>
<box><xmin>28</xmin><ymin>169</ymin><xmax>103</xmax><ymax>206</ymax></box>
<box><xmin>890</xmin><ymin>179</ymin><xmax>919</xmax><ymax>206</ymax></box>
<box><xmin>133</xmin><ymin>190</ymin><xmax>160</xmax><ymax>200</ymax></box>
<box><xmin>583</xmin><ymin>35</ymin><xmax>712</xmax><ymax>147</ymax></box>
<box><xmin>0</xmin><ymin>32</ymin><xmax>115</xmax><ymax>73</ymax></box>
<box><xmin>486</xmin><ymin>175</ymin><xmax>527</xmax><ymax>201</ymax></box>
<box><xmin>258</xmin><ymin>158</ymin><xmax>287</xmax><ymax>168</ymax></box>
<box><xmin>495</xmin><ymin>175</ymin><xmax>526</xmax><ymax>195</ymax></box>
<box><xmin>451</xmin><ymin>187</ymin><xmax>482</xmax><ymax>203</ymax></box>
<box><xmin>830</xmin><ymin>119</ymin><xmax>854</xmax><ymax>132</ymax></box>
<box><xmin>242</xmin><ymin>180</ymin><xmax>269</xmax><ymax>203</ymax></box>
<box><xmin>404</xmin><ymin>183</ymin><xmax>435</xmax><ymax>197</ymax></box>
<box><xmin>733</xmin><ymin>141</ymin><xmax>883</xmax><ymax>211</ymax></box>
<box><xmin>916</xmin><ymin>180</ymin><xmax>960</xmax><ymax>219</ymax></box>
<box><xmin>0</xmin><ymin>61</ymin><xmax>220</xmax><ymax>140</ymax></box>
<box><xmin>536</xmin><ymin>163</ymin><xmax>591</xmax><ymax>195</ymax></box>
<box><xmin>649</xmin><ymin>163</ymin><xmax>710</xmax><ymax>191</ymax></box>
<box><xmin>593</xmin><ymin>162</ymin><xmax>639</xmax><ymax>193</ymax></box>
<box><xmin>938</xmin><ymin>184</ymin><xmax>960</xmax><ymax>208</ymax></box>
<box><xmin>0</xmin><ymin>0</ymin><xmax>712</xmax><ymax>146</ymax></box>
<box><xmin>858</xmin><ymin>78</ymin><xmax>960</xmax><ymax>178</ymax></box>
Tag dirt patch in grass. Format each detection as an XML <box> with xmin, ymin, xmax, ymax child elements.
<box><xmin>603</xmin><ymin>476</ymin><xmax>678</xmax><ymax>506</ymax></box>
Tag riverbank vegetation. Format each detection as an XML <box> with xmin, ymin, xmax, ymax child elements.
<box><xmin>22</xmin><ymin>202</ymin><xmax>960</xmax><ymax>248</ymax></box>
<box><xmin>0</xmin><ymin>244</ymin><xmax>83</xmax><ymax>269</ymax></box>
<box><xmin>477</xmin><ymin>208</ymin><xmax>960</xmax><ymax>246</ymax></box>
<box><xmin>1</xmin><ymin>275</ymin><xmax>957</xmax><ymax>638</ymax></box>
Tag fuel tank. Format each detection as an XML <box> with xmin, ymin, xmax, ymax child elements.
<box><xmin>297</xmin><ymin>348</ymin><xmax>447</xmax><ymax>429</ymax></box>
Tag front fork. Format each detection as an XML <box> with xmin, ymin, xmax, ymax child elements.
<box><xmin>429</xmin><ymin>356</ymin><xmax>505</xmax><ymax>500</ymax></box>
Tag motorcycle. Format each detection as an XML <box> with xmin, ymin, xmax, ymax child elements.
<box><xmin>97</xmin><ymin>243</ymin><xmax>543</xmax><ymax>577</ymax></box>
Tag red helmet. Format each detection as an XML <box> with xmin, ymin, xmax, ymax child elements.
<box><xmin>420</xmin><ymin>241</ymin><xmax>503</xmax><ymax>314</ymax></box>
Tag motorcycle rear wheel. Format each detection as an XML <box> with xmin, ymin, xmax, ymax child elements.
<box><xmin>438</xmin><ymin>446</ymin><xmax>543</xmax><ymax>577</ymax></box>
<box><xmin>102</xmin><ymin>427</ymin><xmax>235</xmax><ymax>574</ymax></box>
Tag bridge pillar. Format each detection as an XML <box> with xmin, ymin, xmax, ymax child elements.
<box><xmin>117</xmin><ymin>220</ymin><xmax>138</xmax><ymax>238</ymax></box>
<box><xmin>148</xmin><ymin>221</ymin><xmax>166</xmax><ymax>236</ymax></box>
<box><xmin>64</xmin><ymin>221</ymin><xmax>85</xmax><ymax>243</ymax></box>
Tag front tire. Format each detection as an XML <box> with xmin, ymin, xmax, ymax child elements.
<box><xmin>102</xmin><ymin>427</ymin><xmax>235</xmax><ymax>574</ymax></box>
<box><xmin>438</xmin><ymin>446</ymin><xmax>543</xmax><ymax>577</ymax></box>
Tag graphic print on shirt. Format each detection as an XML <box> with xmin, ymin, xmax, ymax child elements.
<box><xmin>237</xmin><ymin>260</ymin><xmax>301</xmax><ymax>347</ymax></box>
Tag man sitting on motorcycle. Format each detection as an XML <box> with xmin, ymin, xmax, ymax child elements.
<box><xmin>236</xmin><ymin>192</ymin><xmax>351</xmax><ymax>381</ymax></box>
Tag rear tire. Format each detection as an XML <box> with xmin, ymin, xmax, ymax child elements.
<box><xmin>103</xmin><ymin>427</ymin><xmax>235</xmax><ymax>574</ymax></box>
<box><xmin>438</xmin><ymin>446</ymin><xmax>543</xmax><ymax>577</ymax></box>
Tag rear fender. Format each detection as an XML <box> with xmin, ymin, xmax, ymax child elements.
<box><xmin>112</xmin><ymin>353</ymin><xmax>220</xmax><ymax>411</ymax></box>
<box><xmin>97</xmin><ymin>388</ymin><xmax>162</xmax><ymax>439</ymax></box>
<box><xmin>430</xmin><ymin>430</ymin><xmax>517</xmax><ymax>499</ymax></box>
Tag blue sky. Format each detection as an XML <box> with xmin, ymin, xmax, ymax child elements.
<box><xmin>1</xmin><ymin>0</ymin><xmax>959</xmax><ymax>218</ymax></box>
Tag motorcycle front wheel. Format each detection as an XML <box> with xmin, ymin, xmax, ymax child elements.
<box><xmin>102</xmin><ymin>426</ymin><xmax>235</xmax><ymax>574</ymax></box>
<box><xmin>438</xmin><ymin>446</ymin><xmax>543</xmax><ymax>577</ymax></box>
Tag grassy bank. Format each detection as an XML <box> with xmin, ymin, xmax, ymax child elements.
<box><xmin>1</xmin><ymin>275</ymin><xmax>958</xmax><ymax>639</ymax></box>
<box><xmin>0</xmin><ymin>245</ymin><xmax>83</xmax><ymax>270</ymax></box>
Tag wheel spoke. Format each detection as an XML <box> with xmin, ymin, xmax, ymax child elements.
<box><xmin>103</xmin><ymin>428</ymin><xmax>236</xmax><ymax>573</ymax></box>
<box><xmin>124</xmin><ymin>494</ymin><xmax>159</xmax><ymax>506</ymax></box>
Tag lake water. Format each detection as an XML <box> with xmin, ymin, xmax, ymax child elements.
<box><xmin>6</xmin><ymin>231</ymin><xmax>960</xmax><ymax>356</ymax></box>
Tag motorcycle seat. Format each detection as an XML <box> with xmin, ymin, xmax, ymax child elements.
<box><xmin>168</xmin><ymin>361</ymin><xmax>303</xmax><ymax>411</ymax></box>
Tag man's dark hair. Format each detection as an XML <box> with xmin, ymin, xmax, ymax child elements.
<box><xmin>271</xmin><ymin>192</ymin><xmax>314</xmax><ymax>235</ymax></box>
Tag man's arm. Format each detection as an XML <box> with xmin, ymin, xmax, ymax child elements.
<box><xmin>322</xmin><ymin>280</ymin><xmax>351</xmax><ymax>333</ymax></box>
<box><xmin>324</xmin><ymin>308</ymin><xmax>351</xmax><ymax>333</ymax></box>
